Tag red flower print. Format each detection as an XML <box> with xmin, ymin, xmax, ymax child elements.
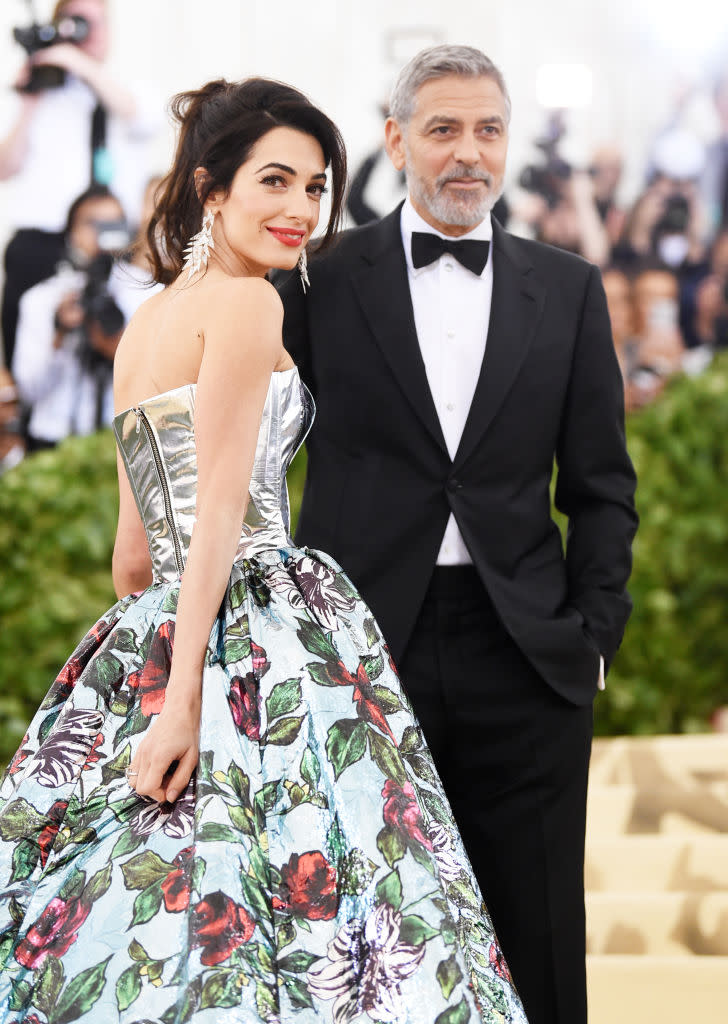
<box><xmin>227</xmin><ymin>674</ymin><xmax>260</xmax><ymax>741</ymax></box>
<box><xmin>382</xmin><ymin>780</ymin><xmax>432</xmax><ymax>850</ymax></box>
<box><xmin>82</xmin><ymin>733</ymin><xmax>105</xmax><ymax>771</ymax></box>
<box><xmin>9</xmin><ymin>733</ymin><xmax>30</xmax><ymax>776</ymax></box>
<box><xmin>161</xmin><ymin>846</ymin><xmax>194</xmax><ymax>913</ymax></box>
<box><xmin>15</xmin><ymin>896</ymin><xmax>91</xmax><ymax>968</ymax></box>
<box><xmin>127</xmin><ymin>621</ymin><xmax>175</xmax><ymax>716</ymax></box>
<box><xmin>251</xmin><ymin>642</ymin><xmax>269</xmax><ymax>678</ymax></box>
<box><xmin>489</xmin><ymin>942</ymin><xmax>512</xmax><ymax>982</ymax></box>
<box><xmin>319</xmin><ymin>659</ymin><xmax>394</xmax><ymax>741</ymax></box>
<box><xmin>273</xmin><ymin>851</ymin><xmax>338</xmax><ymax>921</ymax></box>
<box><xmin>191</xmin><ymin>891</ymin><xmax>255</xmax><ymax>966</ymax></box>
<box><xmin>37</xmin><ymin>800</ymin><xmax>69</xmax><ymax>869</ymax></box>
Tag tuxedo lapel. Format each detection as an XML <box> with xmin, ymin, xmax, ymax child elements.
<box><xmin>453</xmin><ymin>220</ymin><xmax>546</xmax><ymax>469</ymax></box>
<box><xmin>350</xmin><ymin>207</ymin><xmax>447</xmax><ymax>454</ymax></box>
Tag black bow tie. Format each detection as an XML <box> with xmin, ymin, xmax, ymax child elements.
<box><xmin>411</xmin><ymin>231</ymin><xmax>490</xmax><ymax>276</ymax></box>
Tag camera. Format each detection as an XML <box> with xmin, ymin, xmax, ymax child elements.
<box><xmin>76</xmin><ymin>220</ymin><xmax>132</xmax><ymax>369</ymax></box>
<box><xmin>13</xmin><ymin>4</ymin><xmax>89</xmax><ymax>93</ymax></box>
<box><xmin>518</xmin><ymin>112</ymin><xmax>573</xmax><ymax>209</ymax></box>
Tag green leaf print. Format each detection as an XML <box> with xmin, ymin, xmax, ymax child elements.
<box><xmin>446</xmin><ymin>878</ymin><xmax>481</xmax><ymax>913</ymax></box>
<box><xmin>115</xmin><ymin>704</ymin><xmax>149</xmax><ymax>743</ymax></box>
<box><xmin>284</xmin><ymin>974</ymin><xmax>315</xmax><ymax>1009</ymax></box>
<box><xmin>399</xmin><ymin>725</ymin><xmax>422</xmax><ymax>754</ymax></box>
<box><xmin>368</xmin><ymin>730</ymin><xmax>408</xmax><ymax>787</ymax></box>
<box><xmin>276</xmin><ymin>919</ymin><xmax>296</xmax><ymax>952</ymax></box>
<box><xmin>278</xmin><ymin>949</ymin><xmax>319</xmax><ymax>973</ymax></box>
<box><xmin>227</xmin><ymin>762</ymin><xmax>251</xmax><ymax>806</ymax></box>
<box><xmin>0</xmin><ymin>798</ymin><xmax>47</xmax><ymax>840</ymax></box>
<box><xmin>121</xmin><ymin>851</ymin><xmax>174</xmax><ymax>890</ymax></box>
<box><xmin>362</xmin><ymin>653</ymin><xmax>385</xmax><ymax>681</ymax></box>
<box><xmin>228</xmin><ymin>578</ymin><xmax>248</xmax><ymax>611</ymax></box>
<box><xmin>101</xmin><ymin>742</ymin><xmax>130</xmax><ymax>784</ymax></box>
<box><xmin>58</xmin><ymin>868</ymin><xmax>86</xmax><ymax>902</ymax></box>
<box><xmin>115</xmin><ymin>963</ymin><xmax>142</xmax><ymax>1012</ymax></box>
<box><xmin>364</xmin><ymin>617</ymin><xmax>378</xmax><ymax>649</ymax></box>
<box><xmin>338</xmin><ymin>848</ymin><xmax>377</xmax><ymax>897</ymax></box>
<box><xmin>128</xmin><ymin>938</ymin><xmax>148</xmax><ymax>961</ymax></box>
<box><xmin>435</xmin><ymin>996</ymin><xmax>472</xmax><ymax>1024</ymax></box>
<box><xmin>82</xmin><ymin>862</ymin><xmax>112</xmax><ymax>904</ymax></box>
<box><xmin>375</xmin><ymin>869</ymin><xmax>403</xmax><ymax>910</ymax></box>
<box><xmin>371</xmin><ymin>684</ymin><xmax>403</xmax><ymax>713</ymax></box>
<box><xmin>255</xmin><ymin>978</ymin><xmax>278</xmax><ymax>1020</ymax></box>
<box><xmin>35</xmin><ymin>955</ymin><xmax>65</xmax><ymax>1016</ymax></box>
<box><xmin>224</xmin><ymin>634</ymin><xmax>252</xmax><ymax>663</ymax></box>
<box><xmin>296</xmin><ymin>619</ymin><xmax>338</xmax><ymax>661</ymax></box>
<box><xmin>130</xmin><ymin>882</ymin><xmax>164</xmax><ymax>926</ymax></box>
<box><xmin>376</xmin><ymin>825</ymin><xmax>407</xmax><ymax>868</ymax></box>
<box><xmin>266</xmin><ymin>678</ymin><xmax>302</xmax><ymax>720</ymax></box>
<box><xmin>89</xmin><ymin>652</ymin><xmax>123</xmax><ymax>688</ymax></box>
<box><xmin>300</xmin><ymin>746</ymin><xmax>321</xmax><ymax>788</ymax></box>
<box><xmin>109</xmin><ymin>828</ymin><xmax>143</xmax><ymax>860</ymax></box>
<box><xmin>11</xmin><ymin>839</ymin><xmax>37</xmax><ymax>882</ymax></box>
<box><xmin>195</xmin><ymin>822</ymin><xmax>241</xmax><ymax>845</ymax></box>
<box><xmin>200</xmin><ymin>968</ymin><xmax>242</xmax><ymax>1010</ymax></box>
<box><xmin>53</xmin><ymin>956</ymin><xmax>112</xmax><ymax>1024</ymax></box>
<box><xmin>436</xmin><ymin>954</ymin><xmax>463</xmax><ymax>1001</ymax></box>
<box><xmin>266</xmin><ymin>715</ymin><xmax>304</xmax><ymax>746</ymax></box>
<box><xmin>399</xmin><ymin>914</ymin><xmax>440</xmax><ymax>946</ymax></box>
<box><xmin>8</xmin><ymin>980</ymin><xmax>31</xmax><ymax>1012</ymax></box>
<box><xmin>325</xmin><ymin>719</ymin><xmax>368</xmax><ymax>779</ymax></box>
<box><xmin>407</xmin><ymin>752</ymin><xmax>439</xmax><ymax>787</ymax></box>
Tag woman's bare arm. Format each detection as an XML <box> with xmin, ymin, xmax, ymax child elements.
<box><xmin>129</xmin><ymin>277</ymin><xmax>284</xmax><ymax>802</ymax></box>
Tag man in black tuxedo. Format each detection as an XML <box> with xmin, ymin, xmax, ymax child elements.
<box><xmin>278</xmin><ymin>44</ymin><xmax>637</xmax><ymax>1024</ymax></box>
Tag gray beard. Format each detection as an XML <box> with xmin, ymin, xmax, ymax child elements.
<box><xmin>406</xmin><ymin>165</ymin><xmax>503</xmax><ymax>229</ymax></box>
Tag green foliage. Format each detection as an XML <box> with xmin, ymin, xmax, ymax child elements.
<box><xmin>595</xmin><ymin>353</ymin><xmax>728</xmax><ymax>735</ymax></box>
<box><xmin>1</xmin><ymin>358</ymin><xmax>726</xmax><ymax>766</ymax></box>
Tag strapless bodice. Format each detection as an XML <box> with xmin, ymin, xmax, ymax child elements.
<box><xmin>113</xmin><ymin>368</ymin><xmax>313</xmax><ymax>583</ymax></box>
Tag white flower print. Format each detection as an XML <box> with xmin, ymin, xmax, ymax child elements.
<box><xmin>307</xmin><ymin>903</ymin><xmax>426</xmax><ymax>1023</ymax></box>
<box><xmin>25</xmin><ymin>710</ymin><xmax>105</xmax><ymax>787</ymax></box>
<box><xmin>428</xmin><ymin>822</ymin><xmax>463</xmax><ymax>883</ymax></box>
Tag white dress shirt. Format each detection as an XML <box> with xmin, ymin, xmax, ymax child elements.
<box><xmin>400</xmin><ymin>197</ymin><xmax>493</xmax><ymax>565</ymax></box>
<box><xmin>12</xmin><ymin>262</ymin><xmax>161</xmax><ymax>442</ymax></box>
<box><xmin>1</xmin><ymin>75</ymin><xmax>161</xmax><ymax>231</ymax></box>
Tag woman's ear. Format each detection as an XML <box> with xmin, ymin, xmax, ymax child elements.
<box><xmin>193</xmin><ymin>166</ymin><xmax>211</xmax><ymax>203</ymax></box>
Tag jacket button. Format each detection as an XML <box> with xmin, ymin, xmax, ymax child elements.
<box><xmin>447</xmin><ymin>478</ymin><xmax>461</xmax><ymax>493</ymax></box>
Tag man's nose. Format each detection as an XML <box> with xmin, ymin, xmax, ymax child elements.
<box><xmin>453</xmin><ymin>133</ymin><xmax>481</xmax><ymax>167</ymax></box>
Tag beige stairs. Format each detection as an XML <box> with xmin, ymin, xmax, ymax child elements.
<box><xmin>586</xmin><ymin>735</ymin><xmax>728</xmax><ymax>1023</ymax></box>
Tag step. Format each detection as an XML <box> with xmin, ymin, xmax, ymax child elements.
<box><xmin>587</xmin><ymin>955</ymin><xmax>728</xmax><ymax>1024</ymax></box>
<box><xmin>586</xmin><ymin>837</ymin><xmax>728</xmax><ymax>891</ymax></box>
<box><xmin>587</xmin><ymin>782</ymin><xmax>728</xmax><ymax>836</ymax></box>
<box><xmin>591</xmin><ymin>734</ymin><xmax>728</xmax><ymax>788</ymax></box>
<box><xmin>586</xmin><ymin>891</ymin><xmax>728</xmax><ymax>955</ymax></box>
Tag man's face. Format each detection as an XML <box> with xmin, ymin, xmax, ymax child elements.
<box><xmin>385</xmin><ymin>74</ymin><xmax>509</xmax><ymax>237</ymax></box>
<box><xmin>58</xmin><ymin>0</ymin><xmax>109</xmax><ymax>61</ymax></box>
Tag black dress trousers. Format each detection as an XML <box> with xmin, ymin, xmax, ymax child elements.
<box><xmin>397</xmin><ymin>566</ymin><xmax>593</xmax><ymax>1024</ymax></box>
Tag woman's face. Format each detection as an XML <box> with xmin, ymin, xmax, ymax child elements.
<box><xmin>205</xmin><ymin>126</ymin><xmax>327</xmax><ymax>278</ymax></box>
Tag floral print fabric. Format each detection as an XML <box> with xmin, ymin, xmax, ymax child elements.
<box><xmin>0</xmin><ymin>548</ymin><xmax>527</xmax><ymax>1024</ymax></box>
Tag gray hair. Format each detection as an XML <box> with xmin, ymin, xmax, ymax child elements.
<box><xmin>389</xmin><ymin>44</ymin><xmax>511</xmax><ymax>125</ymax></box>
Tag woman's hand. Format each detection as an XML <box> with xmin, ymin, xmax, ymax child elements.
<box><xmin>128</xmin><ymin>696</ymin><xmax>200</xmax><ymax>803</ymax></box>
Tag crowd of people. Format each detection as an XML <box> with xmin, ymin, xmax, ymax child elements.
<box><xmin>1</xmin><ymin>1</ymin><xmax>727</xmax><ymax>467</ymax></box>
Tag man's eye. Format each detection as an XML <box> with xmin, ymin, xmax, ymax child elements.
<box><xmin>433</xmin><ymin>126</ymin><xmax>452</xmax><ymax>135</ymax></box>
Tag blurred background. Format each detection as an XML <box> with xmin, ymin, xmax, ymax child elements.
<box><xmin>0</xmin><ymin>3</ymin><xmax>727</xmax><ymax>1018</ymax></box>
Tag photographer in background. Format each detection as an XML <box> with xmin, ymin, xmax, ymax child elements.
<box><xmin>11</xmin><ymin>185</ymin><xmax>158</xmax><ymax>451</ymax></box>
<box><xmin>0</xmin><ymin>0</ymin><xmax>161</xmax><ymax>368</ymax></box>
<box><xmin>515</xmin><ymin>112</ymin><xmax>611</xmax><ymax>265</ymax></box>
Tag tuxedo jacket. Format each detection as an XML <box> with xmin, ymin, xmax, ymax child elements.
<box><xmin>278</xmin><ymin>207</ymin><xmax>638</xmax><ymax>706</ymax></box>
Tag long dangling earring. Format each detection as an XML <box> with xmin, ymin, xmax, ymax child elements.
<box><xmin>298</xmin><ymin>248</ymin><xmax>310</xmax><ymax>293</ymax></box>
<box><xmin>183</xmin><ymin>208</ymin><xmax>216</xmax><ymax>280</ymax></box>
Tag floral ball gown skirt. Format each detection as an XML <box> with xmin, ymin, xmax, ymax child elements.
<box><xmin>0</xmin><ymin>371</ymin><xmax>527</xmax><ymax>1024</ymax></box>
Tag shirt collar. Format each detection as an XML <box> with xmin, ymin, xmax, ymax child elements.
<box><xmin>400</xmin><ymin>196</ymin><xmax>493</xmax><ymax>277</ymax></box>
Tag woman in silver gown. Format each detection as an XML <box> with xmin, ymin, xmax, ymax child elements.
<box><xmin>0</xmin><ymin>78</ymin><xmax>527</xmax><ymax>1024</ymax></box>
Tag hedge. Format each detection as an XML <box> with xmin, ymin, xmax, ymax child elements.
<box><xmin>0</xmin><ymin>354</ymin><xmax>726</xmax><ymax>763</ymax></box>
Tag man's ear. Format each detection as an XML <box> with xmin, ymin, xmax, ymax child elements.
<box><xmin>384</xmin><ymin>118</ymin><xmax>406</xmax><ymax>172</ymax></box>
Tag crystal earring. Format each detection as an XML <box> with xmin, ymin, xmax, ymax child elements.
<box><xmin>298</xmin><ymin>248</ymin><xmax>310</xmax><ymax>293</ymax></box>
<box><xmin>183</xmin><ymin>208</ymin><xmax>216</xmax><ymax>280</ymax></box>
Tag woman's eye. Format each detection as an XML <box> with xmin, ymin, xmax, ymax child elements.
<box><xmin>307</xmin><ymin>184</ymin><xmax>328</xmax><ymax>198</ymax></box>
<box><xmin>261</xmin><ymin>175</ymin><xmax>286</xmax><ymax>187</ymax></box>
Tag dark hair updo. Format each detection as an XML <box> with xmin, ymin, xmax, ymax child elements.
<box><xmin>147</xmin><ymin>77</ymin><xmax>348</xmax><ymax>285</ymax></box>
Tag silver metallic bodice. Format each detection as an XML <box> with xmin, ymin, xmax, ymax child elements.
<box><xmin>113</xmin><ymin>368</ymin><xmax>313</xmax><ymax>583</ymax></box>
